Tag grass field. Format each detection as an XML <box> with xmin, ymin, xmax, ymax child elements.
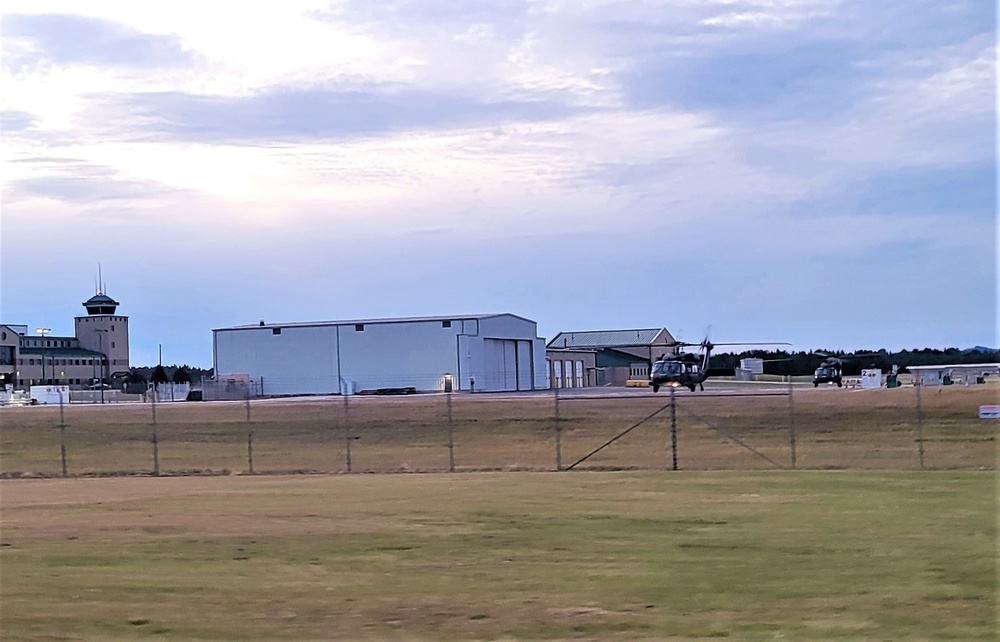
<box><xmin>0</xmin><ymin>384</ymin><xmax>996</xmax><ymax>475</ymax></box>
<box><xmin>1</xmin><ymin>471</ymin><xmax>995</xmax><ymax>641</ymax></box>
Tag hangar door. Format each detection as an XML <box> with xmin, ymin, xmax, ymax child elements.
<box><xmin>483</xmin><ymin>339</ymin><xmax>533</xmax><ymax>391</ymax></box>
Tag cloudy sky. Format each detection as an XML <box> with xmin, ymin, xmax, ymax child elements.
<box><xmin>1</xmin><ymin>0</ymin><xmax>995</xmax><ymax>368</ymax></box>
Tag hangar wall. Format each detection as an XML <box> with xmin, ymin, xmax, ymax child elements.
<box><xmin>213</xmin><ymin>314</ymin><xmax>548</xmax><ymax>396</ymax></box>
<box><xmin>337</xmin><ymin>319</ymin><xmax>466</xmax><ymax>393</ymax></box>
<box><xmin>214</xmin><ymin>325</ymin><xmax>340</xmax><ymax>396</ymax></box>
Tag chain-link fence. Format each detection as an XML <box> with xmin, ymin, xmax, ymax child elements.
<box><xmin>1</xmin><ymin>384</ymin><xmax>995</xmax><ymax>477</ymax></box>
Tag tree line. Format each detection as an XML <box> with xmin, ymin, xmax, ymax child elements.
<box><xmin>125</xmin><ymin>365</ymin><xmax>213</xmax><ymax>386</ymax></box>
<box><xmin>125</xmin><ymin>348</ymin><xmax>997</xmax><ymax>387</ymax></box>
<box><xmin>708</xmin><ymin>347</ymin><xmax>1000</xmax><ymax>377</ymax></box>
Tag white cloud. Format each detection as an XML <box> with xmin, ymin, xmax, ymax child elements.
<box><xmin>2</xmin><ymin>0</ymin><xmax>994</xmax><ymax>361</ymax></box>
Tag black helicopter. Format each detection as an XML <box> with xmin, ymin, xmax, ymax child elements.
<box><xmin>810</xmin><ymin>351</ymin><xmax>883</xmax><ymax>387</ymax></box>
<box><xmin>812</xmin><ymin>357</ymin><xmax>844</xmax><ymax>387</ymax></box>
<box><xmin>650</xmin><ymin>342</ymin><xmax>711</xmax><ymax>392</ymax></box>
<box><xmin>649</xmin><ymin>338</ymin><xmax>789</xmax><ymax>392</ymax></box>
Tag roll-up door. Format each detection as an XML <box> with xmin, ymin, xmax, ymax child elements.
<box><xmin>503</xmin><ymin>340</ymin><xmax>517</xmax><ymax>391</ymax></box>
<box><xmin>483</xmin><ymin>338</ymin><xmax>520</xmax><ymax>391</ymax></box>
<box><xmin>516</xmin><ymin>340</ymin><xmax>533</xmax><ymax>390</ymax></box>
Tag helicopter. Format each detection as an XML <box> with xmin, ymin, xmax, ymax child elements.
<box><xmin>812</xmin><ymin>357</ymin><xmax>845</xmax><ymax>387</ymax></box>
<box><xmin>649</xmin><ymin>338</ymin><xmax>790</xmax><ymax>392</ymax></box>
<box><xmin>650</xmin><ymin>341</ymin><xmax>712</xmax><ymax>392</ymax></box>
<box><xmin>810</xmin><ymin>351</ymin><xmax>883</xmax><ymax>387</ymax></box>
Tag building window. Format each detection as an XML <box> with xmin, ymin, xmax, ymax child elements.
<box><xmin>272</xmin><ymin>328</ymin><xmax>281</xmax><ymax>335</ymax></box>
<box><xmin>355</xmin><ymin>324</ymin><xmax>364</xmax><ymax>332</ymax></box>
<box><xmin>111</xmin><ymin>342</ymin><xmax>115</xmax><ymax>349</ymax></box>
<box><xmin>111</xmin><ymin>325</ymin><xmax>115</xmax><ymax>331</ymax></box>
<box><xmin>442</xmin><ymin>320</ymin><xmax>451</xmax><ymax>328</ymax></box>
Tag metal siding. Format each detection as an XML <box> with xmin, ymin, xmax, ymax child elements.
<box><xmin>547</xmin><ymin>329</ymin><xmax>667</xmax><ymax>349</ymax></box>
<box><xmin>503</xmin><ymin>340</ymin><xmax>517</xmax><ymax>391</ymax></box>
<box><xmin>516</xmin><ymin>340</ymin><xmax>532</xmax><ymax>390</ymax></box>
<box><xmin>338</xmin><ymin>320</ymin><xmax>460</xmax><ymax>392</ymax></box>
<box><xmin>214</xmin><ymin>314</ymin><xmax>544</xmax><ymax>395</ymax></box>
<box><xmin>462</xmin><ymin>319</ymin><xmax>479</xmax><ymax>335</ymax></box>
<box><xmin>457</xmin><ymin>334</ymin><xmax>472</xmax><ymax>390</ymax></box>
<box><xmin>479</xmin><ymin>314</ymin><xmax>537</xmax><ymax>340</ymax></box>
<box><xmin>482</xmin><ymin>338</ymin><xmax>502</xmax><ymax>392</ymax></box>
<box><xmin>483</xmin><ymin>338</ymin><xmax>518</xmax><ymax>392</ymax></box>
<box><xmin>533</xmin><ymin>339</ymin><xmax>549</xmax><ymax>389</ymax></box>
<box><xmin>215</xmin><ymin>326</ymin><xmax>339</xmax><ymax>395</ymax></box>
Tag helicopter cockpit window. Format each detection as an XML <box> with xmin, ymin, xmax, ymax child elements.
<box><xmin>654</xmin><ymin>361</ymin><xmax>682</xmax><ymax>375</ymax></box>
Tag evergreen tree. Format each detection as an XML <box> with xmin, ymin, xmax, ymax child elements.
<box><xmin>151</xmin><ymin>365</ymin><xmax>169</xmax><ymax>388</ymax></box>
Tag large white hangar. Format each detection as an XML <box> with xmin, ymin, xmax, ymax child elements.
<box><xmin>213</xmin><ymin>314</ymin><xmax>549</xmax><ymax>396</ymax></box>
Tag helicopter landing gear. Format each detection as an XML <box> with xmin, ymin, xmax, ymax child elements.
<box><xmin>699</xmin><ymin>382</ymin><xmax>704</xmax><ymax>392</ymax></box>
<box><xmin>688</xmin><ymin>384</ymin><xmax>697</xmax><ymax>392</ymax></box>
<box><xmin>652</xmin><ymin>384</ymin><xmax>660</xmax><ymax>393</ymax></box>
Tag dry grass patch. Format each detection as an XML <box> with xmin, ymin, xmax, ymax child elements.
<box><xmin>1</xmin><ymin>385</ymin><xmax>995</xmax><ymax>476</ymax></box>
<box><xmin>0</xmin><ymin>471</ymin><xmax>995</xmax><ymax>641</ymax></box>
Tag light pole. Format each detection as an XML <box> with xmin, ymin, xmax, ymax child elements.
<box><xmin>35</xmin><ymin>328</ymin><xmax>51</xmax><ymax>385</ymax></box>
<box><xmin>94</xmin><ymin>329</ymin><xmax>108</xmax><ymax>404</ymax></box>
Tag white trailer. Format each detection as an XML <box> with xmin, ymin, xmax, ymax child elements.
<box><xmin>30</xmin><ymin>385</ymin><xmax>70</xmax><ymax>405</ymax></box>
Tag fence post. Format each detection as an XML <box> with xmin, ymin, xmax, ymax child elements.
<box><xmin>58</xmin><ymin>390</ymin><xmax>68</xmax><ymax>477</ymax></box>
<box><xmin>152</xmin><ymin>422</ymin><xmax>160</xmax><ymax>476</ymax></box>
<box><xmin>447</xmin><ymin>392</ymin><xmax>455</xmax><ymax>472</ymax></box>
<box><xmin>343</xmin><ymin>394</ymin><xmax>352</xmax><ymax>472</ymax></box>
<box><xmin>554</xmin><ymin>386</ymin><xmax>562</xmax><ymax>471</ymax></box>
<box><xmin>915</xmin><ymin>383</ymin><xmax>925</xmax><ymax>469</ymax></box>
<box><xmin>670</xmin><ymin>385</ymin><xmax>678</xmax><ymax>471</ymax></box>
<box><xmin>788</xmin><ymin>380</ymin><xmax>797</xmax><ymax>469</ymax></box>
<box><xmin>247</xmin><ymin>388</ymin><xmax>254</xmax><ymax>474</ymax></box>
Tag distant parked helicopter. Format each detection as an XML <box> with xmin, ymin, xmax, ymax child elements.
<box><xmin>650</xmin><ymin>338</ymin><xmax>790</xmax><ymax>392</ymax></box>
<box><xmin>812</xmin><ymin>357</ymin><xmax>844</xmax><ymax>387</ymax></box>
<box><xmin>811</xmin><ymin>351</ymin><xmax>882</xmax><ymax>387</ymax></box>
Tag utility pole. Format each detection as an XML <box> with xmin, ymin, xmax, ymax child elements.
<box><xmin>36</xmin><ymin>328</ymin><xmax>51</xmax><ymax>384</ymax></box>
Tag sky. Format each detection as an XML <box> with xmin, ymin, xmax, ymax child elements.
<box><xmin>1</xmin><ymin>0</ymin><xmax>996</xmax><ymax>369</ymax></box>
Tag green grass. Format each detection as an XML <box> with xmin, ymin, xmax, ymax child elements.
<box><xmin>1</xmin><ymin>471</ymin><xmax>995</xmax><ymax>640</ymax></box>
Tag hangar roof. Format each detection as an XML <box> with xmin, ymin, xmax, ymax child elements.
<box><xmin>217</xmin><ymin>313</ymin><xmax>535</xmax><ymax>332</ymax></box>
<box><xmin>547</xmin><ymin>328</ymin><xmax>675</xmax><ymax>349</ymax></box>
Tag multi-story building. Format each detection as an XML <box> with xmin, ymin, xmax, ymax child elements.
<box><xmin>0</xmin><ymin>291</ymin><xmax>130</xmax><ymax>390</ymax></box>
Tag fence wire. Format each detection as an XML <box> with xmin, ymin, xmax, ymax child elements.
<box><xmin>1</xmin><ymin>384</ymin><xmax>995</xmax><ymax>477</ymax></box>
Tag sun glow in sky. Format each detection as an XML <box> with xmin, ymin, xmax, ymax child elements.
<box><xmin>1</xmin><ymin>0</ymin><xmax>995</xmax><ymax>367</ymax></box>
